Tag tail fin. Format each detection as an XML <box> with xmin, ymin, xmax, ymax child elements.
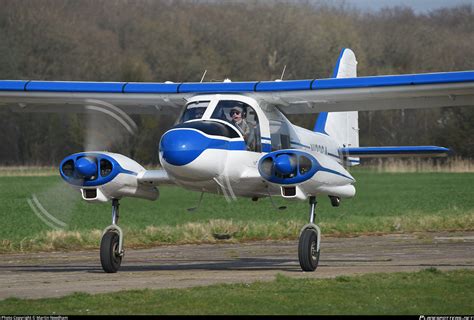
<box><xmin>314</xmin><ymin>48</ymin><xmax>359</xmax><ymax>165</ymax></box>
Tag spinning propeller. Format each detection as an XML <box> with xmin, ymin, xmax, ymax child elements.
<box><xmin>27</xmin><ymin>102</ymin><xmax>138</xmax><ymax>231</ymax></box>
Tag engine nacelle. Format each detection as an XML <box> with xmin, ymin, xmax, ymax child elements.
<box><xmin>59</xmin><ymin>152</ymin><xmax>158</xmax><ymax>203</ymax></box>
<box><xmin>258</xmin><ymin>149</ymin><xmax>355</xmax><ymax>200</ymax></box>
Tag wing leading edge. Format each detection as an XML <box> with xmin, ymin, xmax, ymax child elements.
<box><xmin>0</xmin><ymin>70</ymin><xmax>473</xmax><ymax>114</ymax></box>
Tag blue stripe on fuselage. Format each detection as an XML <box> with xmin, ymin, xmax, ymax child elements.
<box><xmin>318</xmin><ymin>167</ymin><xmax>354</xmax><ymax>181</ymax></box>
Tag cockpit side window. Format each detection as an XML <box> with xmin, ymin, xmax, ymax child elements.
<box><xmin>269</xmin><ymin>120</ymin><xmax>291</xmax><ymax>151</ymax></box>
<box><xmin>180</xmin><ymin>101</ymin><xmax>210</xmax><ymax>123</ymax></box>
<box><xmin>266</xmin><ymin>106</ymin><xmax>295</xmax><ymax>151</ymax></box>
<box><xmin>211</xmin><ymin>100</ymin><xmax>261</xmax><ymax>152</ymax></box>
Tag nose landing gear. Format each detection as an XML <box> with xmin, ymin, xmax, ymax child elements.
<box><xmin>298</xmin><ymin>196</ymin><xmax>321</xmax><ymax>271</ymax></box>
<box><xmin>100</xmin><ymin>199</ymin><xmax>124</xmax><ymax>273</ymax></box>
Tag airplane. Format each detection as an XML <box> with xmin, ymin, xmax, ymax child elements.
<box><xmin>0</xmin><ymin>48</ymin><xmax>473</xmax><ymax>273</ymax></box>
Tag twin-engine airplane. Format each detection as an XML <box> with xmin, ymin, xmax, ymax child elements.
<box><xmin>1</xmin><ymin>48</ymin><xmax>473</xmax><ymax>273</ymax></box>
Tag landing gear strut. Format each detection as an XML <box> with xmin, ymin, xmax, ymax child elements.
<box><xmin>100</xmin><ymin>199</ymin><xmax>124</xmax><ymax>273</ymax></box>
<box><xmin>298</xmin><ymin>196</ymin><xmax>321</xmax><ymax>271</ymax></box>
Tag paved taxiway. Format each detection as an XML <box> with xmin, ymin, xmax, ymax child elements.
<box><xmin>0</xmin><ymin>231</ymin><xmax>473</xmax><ymax>300</ymax></box>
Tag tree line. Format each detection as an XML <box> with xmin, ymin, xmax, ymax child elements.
<box><xmin>0</xmin><ymin>0</ymin><xmax>473</xmax><ymax>165</ymax></box>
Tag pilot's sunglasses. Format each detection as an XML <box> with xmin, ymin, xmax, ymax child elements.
<box><xmin>230</xmin><ymin>110</ymin><xmax>241</xmax><ymax>115</ymax></box>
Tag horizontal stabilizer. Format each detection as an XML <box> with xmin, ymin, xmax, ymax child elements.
<box><xmin>340</xmin><ymin>146</ymin><xmax>450</xmax><ymax>158</ymax></box>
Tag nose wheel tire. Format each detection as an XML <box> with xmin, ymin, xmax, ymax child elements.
<box><xmin>298</xmin><ymin>228</ymin><xmax>320</xmax><ymax>272</ymax></box>
<box><xmin>100</xmin><ymin>231</ymin><xmax>122</xmax><ymax>273</ymax></box>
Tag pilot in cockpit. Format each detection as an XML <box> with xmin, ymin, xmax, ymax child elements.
<box><xmin>230</xmin><ymin>105</ymin><xmax>255</xmax><ymax>150</ymax></box>
<box><xmin>194</xmin><ymin>108</ymin><xmax>205</xmax><ymax>119</ymax></box>
<box><xmin>230</xmin><ymin>106</ymin><xmax>249</xmax><ymax>136</ymax></box>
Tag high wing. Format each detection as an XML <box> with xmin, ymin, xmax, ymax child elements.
<box><xmin>0</xmin><ymin>81</ymin><xmax>190</xmax><ymax>115</ymax></box>
<box><xmin>262</xmin><ymin>71</ymin><xmax>474</xmax><ymax>114</ymax></box>
<box><xmin>0</xmin><ymin>70</ymin><xmax>473</xmax><ymax>114</ymax></box>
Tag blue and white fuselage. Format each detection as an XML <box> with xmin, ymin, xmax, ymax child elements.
<box><xmin>54</xmin><ymin>48</ymin><xmax>452</xmax><ymax>205</ymax></box>
<box><xmin>159</xmin><ymin>94</ymin><xmax>356</xmax><ymax>200</ymax></box>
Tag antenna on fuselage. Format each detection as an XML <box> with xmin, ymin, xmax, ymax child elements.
<box><xmin>200</xmin><ymin>70</ymin><xmax>208</xmax><ymax>83</ymax></box>
<box><xmin>277</xmin><ymin>65</ymin><xmax>287</xmax><ymax>81</ymax></box>
<box><xmin>187</xmin><ymin>192</ymin><xmax>204</xmax><ymax>212</ymax></box>
<box><xmin>267</xmin><ymin>189</ymin><xmax>287</xmax><ymax>210</ymax></box>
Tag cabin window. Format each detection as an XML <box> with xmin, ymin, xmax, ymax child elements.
<box><xmin>269</xmin><ymin>120</ymin><xmax>291</xmax><ymax>151</ymax></box>
<box><xmin>180</xmin><ymin>101</ymin><xmax>210</xmax><ymax>123</ymax></box>
<box><xmin>211</xmin><ymin>100</ymin><xmax>261</xmax><ymax>152</ymax></box>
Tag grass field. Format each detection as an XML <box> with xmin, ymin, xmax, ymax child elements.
<box><xmin>0</xmin><ymin>171</ymin><xmax>473</xmax><ymax>252</ymax></box>
<box><xmin>0</xmin><ymin>269</ymin><xmax>472</xmax><ymax>315</ymax></box>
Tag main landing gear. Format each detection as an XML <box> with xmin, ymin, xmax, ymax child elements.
<box><xmin>298</xmin><ymin>196</ymin><xmax>321</xmax><ymax>271</ymax></box>
<box><xmin>100</xmin><ymin>199</ymin><xmax>124</xmax><ymax>273</ymax></box>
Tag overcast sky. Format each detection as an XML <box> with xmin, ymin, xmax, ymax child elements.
<box><xmin>340</xmin><ymin>0</ymin><xmax>473</xmax><ymax>13</ymax></box>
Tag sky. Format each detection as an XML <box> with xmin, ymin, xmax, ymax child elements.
<box><xmin>339</xmin><ymin>0</ymin><xmax>473</xmax><ymax>13</ymax></box>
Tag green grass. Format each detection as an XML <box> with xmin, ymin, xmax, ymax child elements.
<box><xmin>0</xmin><ymin>171</ymin><xmax>473</xmax><ymax>252</ymax></box>
<box><xmin>0</xmin><ymin>269</ymin><xmax>473</xmax><ymax>315</ymax></box>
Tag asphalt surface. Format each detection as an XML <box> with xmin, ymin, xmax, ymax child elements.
<box><xmin>0</xmin><ymin>231</ymin><xmax>473</xmax><ymax>300</ymax></box>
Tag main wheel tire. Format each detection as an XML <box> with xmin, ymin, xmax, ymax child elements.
<box><xmin>298</xmin><ymin>228</ymin><xmax>320</xmax><ymax>271</ymax></box>
<box><xmin>100</xmin><ymin>231</ymin><xmax>122</xmax><ymax>273</ymax></box>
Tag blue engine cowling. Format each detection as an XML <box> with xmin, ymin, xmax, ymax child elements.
<box><xmin>258</xmin><ymin>150</ymin><xmax>320</xmax><ymax>185</ymax></box>
<box><xmin>59</xmin><ymin>152</ymin><xmax>158</xmax><ymax>202</ymax></box>
<box><xmin>60</xmin><ymin>152</ymin><xmax>136</xmax><ymax>187</ymax></box>
<box><xmin>258</xmin><ymin>149</ymin><xmax>356</xmax><ymax>199</ymax></box>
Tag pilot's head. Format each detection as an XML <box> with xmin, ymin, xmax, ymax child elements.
<box><xmin>195</xmin><ymin>108</ymin><xmax>204</xmax><ymax>118</ymax></box>
<box><xmin>230</xmin><ymin>106</ymin><xmax>243</xmax><ymax>121</ymax></box>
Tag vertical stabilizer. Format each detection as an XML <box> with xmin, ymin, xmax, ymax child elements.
<box><xmin>314</xmin><ymin>48</ymin><xmax>359</xmax><ymax>165</ymax></box>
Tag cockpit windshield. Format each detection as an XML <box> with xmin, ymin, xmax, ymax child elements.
<box><xmin>180</xmin><ymin>101</ymin><xmax>209</xmax><ymax>123</ymax></box>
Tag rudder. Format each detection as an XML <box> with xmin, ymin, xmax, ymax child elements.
<box><xmin>314</xmin><ymin>48</ymin><xmax>359</xmax><ymax>165</ymax></box>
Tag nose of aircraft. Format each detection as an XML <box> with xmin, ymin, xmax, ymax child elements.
<box><xmin>160</xmin><ymin>129</ymin><xmax>215</xmax><ymax>166</ymax></box>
